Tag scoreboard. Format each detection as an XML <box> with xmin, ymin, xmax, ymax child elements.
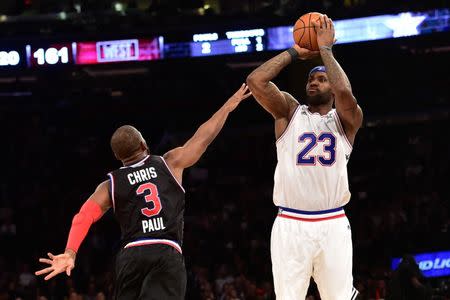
<box><xmin>0</xmin><ymin>37</ymin><xmax>163</xmax><ymax>69</ymax></box>
<box><xmin>190</xmin><ymin>29</ymin><xmax>265</xmax><ymax>56</ymax></box>
<box><xmin>76</xmin><ymin>38</ymin><xmax>162</xmax><ymax>64</ymax></box>
<box><xmin>0</xmin><ymin>31</ymin><xmax>265</xmax><ymax>69</ymax></box>
<box><xmin>0</xmin><ymin>8</ymin><xmax>447</xmax><ymax>70</ymax></box>
<box><xmin>0</xmin><ymin>50</ymin><xmax>22</xmax><ymax>66</ymax></box>
<box><xmin>27</xmin><ymin>43</ymin><xmax>73</xmax><ymax>67</ymax></box>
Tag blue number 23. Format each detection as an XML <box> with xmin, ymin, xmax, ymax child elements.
<box><xmin>297</xmin><ymin>132</ymin><xmax>336</xmax><ymax>166</ymax></box>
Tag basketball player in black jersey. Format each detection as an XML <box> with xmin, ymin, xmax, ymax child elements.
<box><xmin>35</xmin><ymin>84</ymin><xmax>252</xmax><ymax>299</ymax></box>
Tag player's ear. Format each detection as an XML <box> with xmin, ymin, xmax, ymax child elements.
<box><xmin>112</xmin><ymin>150</ymin><xmax>121</xmax><ymax>160</ymax></box>
<box><xmin>140</xmin><ymin>141</ymin><xmax>149</xmax><ymax>153</ymax></box>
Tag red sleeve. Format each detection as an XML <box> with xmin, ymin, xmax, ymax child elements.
<box><xmin>65</xmin><ymin>200</ymin><xmax>103</xmax><ymax>253</ymax></box>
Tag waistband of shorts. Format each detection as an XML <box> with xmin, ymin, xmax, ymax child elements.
<box><xmin>277</xmin><ymin>206</ymin><xmax>346</xmax><ymax>222</ymax></box>
<box><xmin>124</xmin><ymin>238</ymin><xmax>182</xmax><ymax>254</ymax></box>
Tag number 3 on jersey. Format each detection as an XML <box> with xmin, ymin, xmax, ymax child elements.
<box><xmin>297</xmin><ymin>132</ymin><xmax>336</xmax><ymax>166</ymax></box>
<box><xmin>136</xmin><ymin>182</ymin><xmax>162</xmax><ymax>217</ymax></box>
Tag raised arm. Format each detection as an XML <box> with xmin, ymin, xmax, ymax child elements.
<box><xmin>246</xmin><ymin>46</ymin><xmax>319</xmax><ymax>140</ymax></box>
<box><xmin>246</xmin><ymin>50</ymin><xmax>294</xmax><ymax>120</ymax></box>
<box><xmin>246</xmin><ymin>46</ymin><xmax>318</xmax><ymax>120</ymax></box>
<box><xmin>163</xmin><ymin>84</ymin><xmax>251</xmax><ymax>183</ymax></box>
<box><xmin>35</xmin><ymin>180</ymin><xmax>111</xmax><ymax>280</ymax></box>
<box><xmin>314</xmin><ymin>15</ymin><xmax>363</xmax><ymax>144</ymax></box>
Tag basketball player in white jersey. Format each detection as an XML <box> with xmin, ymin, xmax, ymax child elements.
<box><xmin>246</xmin><ymin>15</ymin><xmax>363</xmax><ymax>300</ymax></box>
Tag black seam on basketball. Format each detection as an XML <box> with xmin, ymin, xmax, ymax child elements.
<box><xmin>294</xmin><ymin>18</ymin><xmax>306</xmax><ymax>45</ymax></box>
<box><xmin>293</xmin><ymin>26</ymin><xmax>316</xmax><ymax>32</ymax></box>
<box><xmin>308</xmin><ymin>13</ymin><xmax>313</xmax><ymax>50</ymax></box>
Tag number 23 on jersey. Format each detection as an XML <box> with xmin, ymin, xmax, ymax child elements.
<box><xmin>297</xmin><ymin>132</ymin><xmax>336</xmax><ymax>166</ymax></box>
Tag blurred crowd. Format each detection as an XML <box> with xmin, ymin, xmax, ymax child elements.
<box><xmin>0</xmin><ymin>92</ymin><xmax>449</xmax><ymax>299</ymax></box>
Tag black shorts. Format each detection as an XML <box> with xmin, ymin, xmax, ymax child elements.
<box><xmin>114</xmin><ymin>244</ymin><xmax>186</xmax><ymax>300</ymax></box>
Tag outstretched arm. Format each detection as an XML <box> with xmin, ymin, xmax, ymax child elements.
<box><xmin>314</xmin><ymin>15</ymin><xmax>363</xmax><ymax>144</ymax></box>
<box><xmin>35</xmin><ymin>180</ymin><xmax>112</xmax><ymax>280</ymax></box>
<box><xmin>163</xmin><ymin>84</ymin><xmax>251</xmax><ymax>182</ymax></box>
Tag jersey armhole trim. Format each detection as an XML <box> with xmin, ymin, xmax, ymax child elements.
<box><xmin>333</xmin><ymin>110</ymin><xmax>353</xmax><ymax>151</ymax></box>
<box><xmin>159</xmin><ymin>156</ymin><xmax>186</xmax><ymax>193</ymax></box>
<box><xmin>107</xmin><ymin>173</ymin><xmax>116</xmax><ymax>211</ymax></box>
<box><xmin>276</xmin><ymin>104</ymin><xmax>301</xmax><ymax>145</ymax></box>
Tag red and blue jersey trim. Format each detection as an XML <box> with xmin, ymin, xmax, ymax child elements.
<box><xmin>278</xmin><ymin>206</ymin><xmax>346</xmax><ymax>222</ymax></box>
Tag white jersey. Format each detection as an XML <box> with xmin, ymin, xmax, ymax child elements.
<box><xmin>273</xmin><ymin>104</ymin><xmax>353</xmax><ymax>211</ymax></box>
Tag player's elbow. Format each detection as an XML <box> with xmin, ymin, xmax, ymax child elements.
<box><xmin>333</xmin><ymin>85</ymin><xmax>353</xmax><ymax>98</ymax></box>
<box><xmin>246</xmin><ymin>72</ymin><xmax>266</xmax><ymax>89</ymax></box>
<box><xmin>246</xmin><ymin>73</ymin><xmax>257</xmax><ymax>87</ymax></box>
<box><xmin>334</xmin><ymin>89</ymin><xmax>356</xmax><ymax>106</ymax></box>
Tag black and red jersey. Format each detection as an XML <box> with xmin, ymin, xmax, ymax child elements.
<box><xmin>108</xmin><ymin>155</ymin><xmax>185</xmax><ymax>250</ymax></box>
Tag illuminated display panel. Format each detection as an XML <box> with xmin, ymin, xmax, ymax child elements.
<box><xmin>266</xmin><ymin>9</ymin><xmax>449</xmax><ymax>50</ymax></box>
<box><xmin>188</xmin><ymin>29</ymin><xmax>266</xmax><ymax>57</ymax></box>
<box><xmin>392</xmin><ymin>251</ymin><xmax>450</xmax><ymax>278</ymax></box>
<box><xmin>0</xmin><ymin>8</ymin><xmax>445</xmax><ymax>69</ymax></box>
<box><xmin>0</xmin><ymin>48</ymin><xmax>24</xmax><ymax>68</ymax></box>
<box><xmin>75</xmin><ymin>38</ymin><xmax>163</xmax><ymax>65</ymax></box>
<box><xmin>26</xmin><ymin>43</ymin><xmax>73</xmax><ymax>67</ymax></box>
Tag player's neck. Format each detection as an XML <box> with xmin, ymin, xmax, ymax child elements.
<box><xmin>122</xmin><ymin>151</ymin><xmax>149</xmax><ymax>166</ymax></box>
<box><xmin>307</xmin><ymin>104</ymin><xmax>332</xmax><ymax>116</ymax></box>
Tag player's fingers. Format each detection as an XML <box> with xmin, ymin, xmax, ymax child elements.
<box><xmin>44</xmin><ymin>270</ymin><xmax>60</xmax><ymax>281</ymax></box>
<box><xmin>323</xmin><ymin>15</ymin><xmax>329</xmax><ymax>29</ymax></box>
<box><xmin>312</xmin><ymin>18</ymin><xmax>320</xmax><ymax>29</ymax></box>
<box><xmin>35</xmin><ymin>267</ymin><xmax>53</xmax><ymax>276</ymax></box>
<box><xmin>330</xmin><ymin>18</ymin><xmax>335</xmax><ymax>29</ymax></box>
<box><xmin>47</xmin><ymin>252</ymin><xmax>55</xmax><ymax>259</ymax></box>
<box><xmin>318</xmin><ymin>15</ymin><xmax>324</xmax><ymax>29</ymax></box>
<box><xmin>66</xmin><ymin>266</ymin><xmax>73</xmax><ymax>276</ymax></box>
<box><xmin>39</xmin><ymin>258</ymin><xmax>53</xmax><ymax>264</ymax></box>
<box><xmin>242</xmin><ymin>91</ymin><xmax>252</xmax><ymax>99</ymax></box>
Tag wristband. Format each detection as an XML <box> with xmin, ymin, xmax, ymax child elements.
<box><xmin>287</xmin><ymin>47</ymin><xmax>299</xmax><ymax>62</ymax></box>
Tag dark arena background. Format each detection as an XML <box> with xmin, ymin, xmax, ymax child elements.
<box><xmin>0</xmin><ymin>0</ymin><xmax>449</xmax><ymax>299</ymax></box>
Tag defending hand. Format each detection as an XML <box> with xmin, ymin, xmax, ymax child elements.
<box><xmin>225</xmin><ymin>83</ymin><xmax>252</xmax><ymax>112</ymax></box>
<box><xmin>35</xmin><ymin>251</ymin><xmax>76</xmax><ymax>280</ymax></box>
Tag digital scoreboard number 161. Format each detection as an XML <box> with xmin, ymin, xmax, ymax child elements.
<box><xmin>27</xmin><ymin>44</ymin><xmax>73</xmax><ymax>67</ymax></box>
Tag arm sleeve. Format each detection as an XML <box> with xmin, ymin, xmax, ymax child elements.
<box><xmin>65</xmin><ymin>200</ymin><xmax>103</xmax><ymax>253</ymax></box>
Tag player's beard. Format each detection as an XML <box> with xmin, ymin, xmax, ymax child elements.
<box><xmin>306</xmin><ymin>90</ymin><xmax>333</xmax><ymax>106</ymax></box>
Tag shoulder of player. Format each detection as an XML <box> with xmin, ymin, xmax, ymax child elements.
<box><xmin>96</xmin><ymin>180</ymin><xmax>111</xmax><ymax>192</ymax></box>
<box><xmin>281</xmin><ymin>91</ymin><xmax>300</xmax><ymax>120</ymax></box>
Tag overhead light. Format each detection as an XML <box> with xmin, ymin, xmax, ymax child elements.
<box><xmin>58</xmin><ymin>12</ymin><xmax>67</xmax><ymax>20</ymax></box>
<box><xmin>114</xmin><ymin>2</ymin><xmax>124</xmax><ymax>12</ymax></box>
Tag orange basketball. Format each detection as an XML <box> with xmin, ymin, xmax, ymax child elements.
<box><xmin>293</xmin><ymin>12</ymin><xmax>322</xmax><ymax>51</ymax></box>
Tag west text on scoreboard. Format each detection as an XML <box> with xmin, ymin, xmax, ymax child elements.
<box><xmin>76</xmin><ymin>38</ymin><xmax>163</xmax><ymax>65</ymax></box>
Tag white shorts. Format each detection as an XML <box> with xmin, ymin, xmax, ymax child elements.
<box><xmin>270</xmin><ymin>206</ymin><xmax>359</xmax><ymax>300</ymax></box>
